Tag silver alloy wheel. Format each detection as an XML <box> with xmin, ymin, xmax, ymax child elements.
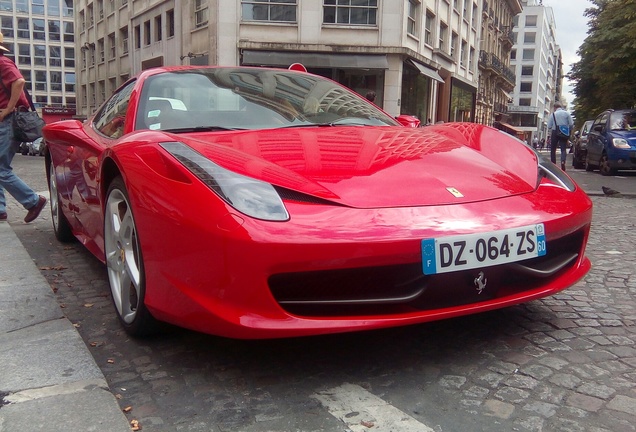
<box><xmin>49</xmin><ymin>163</ymin><xmax>60</xmax><ymax>231</ymax></box>
<box><xmin>104</xmin><ymin>188</ymin><xmax>142</xmax><ymax>324</ymax></box>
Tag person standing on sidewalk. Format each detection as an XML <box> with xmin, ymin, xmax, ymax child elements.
<box><xmin>546</xmin><ymin>101</ymin><xmax>574</xmax><ymax>171</ymax></box>
<box><xmin>0</xmin><ymin>33</ymin><xmax>46</xmax><ymax>223</ymax></box>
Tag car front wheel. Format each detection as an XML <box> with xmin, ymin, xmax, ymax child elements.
<box><xmin>599</xmin><ymin>153</ymin><xmax>617</xmax><ymax>176</ymax></box>
<box><xmin>104</xmin><ymin>176</ymin><xmax>157</xmax><ymax>336</ymax></box>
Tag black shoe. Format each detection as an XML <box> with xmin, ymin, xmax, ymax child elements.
<box><xmin>24</xmin><ymin>196</ymin><xmax>47</xmax><ymax>223</ymax></box>
<box><xmin>561</xmin><ymin>162</ymin><xmax>566</xmax><ymax>171</ymax></box>
<box><xmin>0</xmin><ymin>212</ymin><xmax>6</xmax><ymax>221</ymax></box>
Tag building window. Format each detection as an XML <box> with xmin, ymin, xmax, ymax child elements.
<box><xmin>471</xmin><ymin>2</ymin><xmax>477</xmax><ymax>27</ymax></box>
<box><xmin>424</xmin><ymin>11</ymin><xmax>434</xmax><ymax>45</ymax></box>
<box><xmin>120</xmin><ymin>26</ymin><xmax>129</xmax><ymax>53</ymax></box>
<box><xmin>167</xmin><ymin>9</ymin><xmax>175</xmax><ymax>37</ymax></box>
<box><xmin>522</xmin><ymin>49</ymin><xmax>534</xmax><ymax>60</ymax></box>
<box><xmin>439</xmin><ymin>22</ymin><xmax>448</xmax><ymax>51</ymax></box>
<box><xmin>98</xmin><ymin>38</ymin><xmax>105</xmax><ymax>63</ymax></box>
<box><xmin>323</xmin><ymin>0</ymin><xmax>377</xmax><ymax>25</ymax></box>
<box><xmin>469</xmin><ymin>46</ymin><xmax>475</xmax><ymax>70</ymax></box>
<box><xmin>49</xmin><ymin>46</ymin><xmax>62</xmax><ymax>66</ymax></box>
<box><xmin>79</xmin><ymin>10</ymin><xmax>85</xmax><ymax>32</ymax></box>
<box><xmin>242</xmin><ymin>0</ymin><xmax>297</xmax><ymax>22</ymax></box>
<box><xmin>460</xmin><ymin>40</ymin><xmax>467</xmax><ymax>67</ymax></box>
<box><xmin>87</xmin><ymin>4</ymin><xmax>94</xmax><ymax>27</ymax></box>
<box><xmin>108</xmin><ymin>32</ymin><xmax>116</xmax><ymax>59</ymax></box>
<box><xmin>524</xmin><ymin>32</ymin><xmax>536</xmax><ymax>44</ymax></box>
<box><xmin>35</xmin><ymin>70</ymin><xmax>47</xmax><ymax>91</ymax></box>
<box><xmin>519</xmin><ymin>98</ymin><xmax>531</xmax><ymax>106</ymax></box>
<box><xmin>0</xmin><ymin>0</ymin><xmax>11</xmax><ymax>12</ymax></box>
<box><xmin>521</xmin><ymin>65</ymin><xmax>533</xmax><ymax>76</ymax></box>
<box><xmin>17</xmin><ymin>17</ymin><xmax>30</xmax><ymax>39</ymax></box>
<box><xmin>32</xmin><ymin>0</ymin><xmax>44</xmax><ymax>14</ymax></box>
<box><xmin>65</xmin><ymin>73</ymin><xmax>75</xmax><ymax>92</ymax></box>
<box><xmin>97</xmin><ymin>0</ymin><xmax>104</xmax><ymax>20</ymax></box>
<box><xmin>48</xmin><ymin>20</ymin><xmax>61</xmax><ymax>41</ymax></box>
<box><xmin>520</xmin><ymin>82</ymin><xmax>532</xmax><ymax>92</ymax></box>
<box><xmin>15</xmin><ymin>0</ymin><xmax>28</xmax><ymax>13</ymax></box>
<box><xmin>510</xmin><ymin>49</ymin><xmax>516</xmax><ymax>60</ymax></box>
<box><xmin>64</xmin><ymin>21</ymin><xmax>75</xmax><ymax>42</ymax></box>
<box><xmin>99</xmin><ymin>80</ymin><xmax>106</xmax><ymax>104</ymax></box>
<box><xmin>34</xmin><ymin>44</ymin><xmax>46</xmax><ymax>66</ymax></box>
<box><xmin>64</xmin><ymin>47</ymin><xmax>75</xmax><ymax>67</ymax></box>
<box><xmin>134</xmin><ymin>24</ymin><xmax>140</xmax><ymax>48</ymax></box>
<box><xmin>63</xmin><ymin>0</ymin><xmax>73</xmax><ymax>17</ymax></box>
<box><xmin>144</xmin><ymin>20</ymin><xmax>150</xmax><ymax>45</ymax></box>
<box><xmin>451</xmin><ymin>32</ymin><xmax>458</xmax><ymax>58</ymax></box>
<box><xmin>525</xmin><ymin>15</ymin><xmax>537</xmax><ymax>27</ymax></box>
<box><xmin>195</xmin><ymin>0</ymin><xmax>209</xmax><ymax>27</ymax></box>
<box><xmin>33</xmin><ymin>18</ymin><xmax>46</xmax><ymax>40</ymax></box>
<box><xmin>407</xmin><ymin>0</ymin><xmax>419</xmax><ymax>37</ymax></box>
<box><xmin>50</xmin><ymin>71</ymin><xmax>63</xmax><ymax>91</ymax></box>
<box><xmin>155</xmin><ymin>15</ymin><xmax>162</xmax><ymax>41</ymax></box>
<box><xmin>1</xmin><ymin>16</ymin><xmax>13</xmax><ymax>37</ymax></box>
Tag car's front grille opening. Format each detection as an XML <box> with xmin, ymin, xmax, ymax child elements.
<box><xmin>268</xmin><ymin>230</ymin><xmax>586</xmax><ymax>317</ymax></box>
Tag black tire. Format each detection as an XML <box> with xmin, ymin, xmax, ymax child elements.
<box><xmin>104</xmin><ymin>176</ymin><xmax>158</xmax><ymax>337</ymax></box>
<box><xmin>584</xmin><ymin>155</ymin><xmax>595</xmax><ymax>172</ymax></box>
<box><xmin>48</xmin><ymin>161</ymin><xmax>75</xmax><ymax>242</ymax></box>
<box><xmin>599</xmin><ymin>153</ymin><xmax>616</xmax><ymax>176</ymax></box>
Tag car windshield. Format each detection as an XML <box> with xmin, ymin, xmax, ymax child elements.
<box><xmin>136</xmin><ymin>68</ymin><xmax>399</xmax><ymax>132</ymax></box>
<box><xmin>609</xmin><ymin>111</ymin><xmax>636</xmax><ymax>131</ymax></box>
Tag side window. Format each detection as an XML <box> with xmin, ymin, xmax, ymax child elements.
<box><xmin>94</xmin><ymin>80</ymin><xmax>136</xmax><ymax>138</ymax></box>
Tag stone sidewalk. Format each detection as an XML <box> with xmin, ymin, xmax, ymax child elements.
<box><xmin>0</xmin><ymin>214</ymin><xmax>132</xmax><ymax>432</ymax></box>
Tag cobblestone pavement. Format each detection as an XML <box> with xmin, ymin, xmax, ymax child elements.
<box><xmin>7</xmin><ymin>156</ymin><xmax>636</xmax><ymax>432</ymax></box>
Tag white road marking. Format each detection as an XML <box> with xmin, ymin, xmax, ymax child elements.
<box><xmin>311</xmin><ymin>383</ymin><xmax>436</xmax><ymax>432</ymax></box>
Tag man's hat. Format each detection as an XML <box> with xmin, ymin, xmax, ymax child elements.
<box><xmin>0</xmin><ymin>32</ymin><xmax>10</xmax><ymax>52</ymax></box>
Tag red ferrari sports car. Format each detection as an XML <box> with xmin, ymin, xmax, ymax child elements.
<box><xmin>43</xmin><ymin>66</ymin><xmax>593</xmax><ymax>338</ymax></box>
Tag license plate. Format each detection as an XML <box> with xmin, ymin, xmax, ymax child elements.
<box><xmin>421</xmin><ymin>224</ymin><xmax>546</xmax><ymax>275</ymax></box>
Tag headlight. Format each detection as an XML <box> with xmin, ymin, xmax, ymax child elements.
<box><xmin>612</xmin><ymin>138</ymin><xmax>631</xmax><ymax>149</ymax></box>
<box><xmin>160</xmin><ymin>142</ymin><xmax>289</xmax><ymax>221</ymax></box>
<box><xmin>536</xmin><ymin>152</ymin><xmax>576</xmax><ymax>191</ymax></box>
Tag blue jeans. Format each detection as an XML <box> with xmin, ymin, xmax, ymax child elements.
<box><xmin>0</xmin><ymin>114</ymin><xmax>39</xmax><ymax>213</ymax></box>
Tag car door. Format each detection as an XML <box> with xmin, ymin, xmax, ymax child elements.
<box><xmin>69</xmin><ymin>80</ymin><xmax>136</xmax><ymax>255</ymax></box>
<box><xmin>586</xmin><ymin>112</ymin><xmax>609</xmax><ymax>164</ymax></box>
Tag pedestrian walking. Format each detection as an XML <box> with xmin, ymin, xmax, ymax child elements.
<box><xmin>0</xmin><ymin>32</ymin><xmax>47</xmax><ymax>223</ymax></box>
<box><xmin>546</xmin><ymin>101</ymin><xmax>574</xmax><ymax>171</ymax></box>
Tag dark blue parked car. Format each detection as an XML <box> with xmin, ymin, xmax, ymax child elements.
<box><xmin>586</xmin><ymin>109</ymin><xmax>636</xmax><ymax>175</ymax></box>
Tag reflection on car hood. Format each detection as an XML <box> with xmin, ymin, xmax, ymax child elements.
<box><xmin>184</xmin><ymin>123</ymin><xmax>539</xmax><ymax>208</ymax></box>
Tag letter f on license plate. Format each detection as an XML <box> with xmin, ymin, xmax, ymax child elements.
<box><xmin>421</xmin><ymin>224</ymin><xmax>546</xmax><ymax>275</ymax></box>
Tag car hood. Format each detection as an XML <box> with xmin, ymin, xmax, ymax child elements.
<box><xmin>182</xmin><ymin>124</ymin><xmax>539</xmax><ymax>208</ymax></box>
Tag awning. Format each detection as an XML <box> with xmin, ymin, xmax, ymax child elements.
<box><xmin>242</xmin><ymin>50</ymin><xmax>389</xmax><ymax>69</ymax></box>
<box><xmin>408</xmin><ymin>60</ymin><xmax>445</xmax><ymax>83</ymax></box>
<box><xmin>499</xmin><ymin>122</ymin><xmax>524</xmax><ymax>134</ymax></box>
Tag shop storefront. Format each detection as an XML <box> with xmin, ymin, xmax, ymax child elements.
<box><xmin>241</xmin><ymin>51</ymin><xmax>387</xmax><ymax>108</ymax></box>
<box><xmin>449</xmin><ymin>78</ymin><xmax>476</xmax><ymax>122</ymax></box>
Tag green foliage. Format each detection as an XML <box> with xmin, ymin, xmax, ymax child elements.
<box><xmin>569</xmin><ymin>0</ymin><xmax>636</xmax><ymax>125</ymax></box>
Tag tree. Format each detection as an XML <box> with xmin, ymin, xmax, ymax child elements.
<box><xmin>569</xmin><ymin>0</ymin><xmax>636</xmax><ymax>124</ymax></box>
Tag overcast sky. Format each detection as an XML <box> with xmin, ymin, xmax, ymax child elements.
<box><xmin>545</xmin><ymin>0</ymin><xmax>592</xmax><ymax>107</ymax></box>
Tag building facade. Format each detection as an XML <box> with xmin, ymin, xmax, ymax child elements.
<box><xmin>474</xmin><ymin>0</ymin><xmax>522</xmax><ymax>132</ymax></box>
<box><xmin>74</xmin><ymin>0</ymin><xmax>486</xmax><ymax>123</ymax></box>
<box><xmin>507</xmin><ymin>0</ymin><xmax>561</xmax><ymax>143</ymax></box>
<box><xmin>0</xmin><ymin>0</ymin><xmax>76</xmax><ymax>120</ymax></box>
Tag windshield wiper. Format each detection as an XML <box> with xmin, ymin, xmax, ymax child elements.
<box><xmin>162</xmin><ymin>126</ymin><xmax>245</xmax><ymax>133</ymax></box>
